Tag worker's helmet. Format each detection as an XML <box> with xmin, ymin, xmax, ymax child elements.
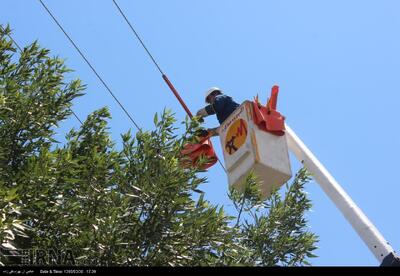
<box><xmin>204</xmin><ymin>87</ymin><xmax>222</xmax><ymax>103</ymax></box>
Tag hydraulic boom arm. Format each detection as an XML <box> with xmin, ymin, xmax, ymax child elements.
<box><xmin>285</xmin><ymin>124</ymin><xmax>399</xmax><ymax>266</ymax></box>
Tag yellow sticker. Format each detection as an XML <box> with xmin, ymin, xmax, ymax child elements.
<box><xmin>224</xmin><ymin>119</ymin><xmax>248</xmax><ymax>155</ymax></box>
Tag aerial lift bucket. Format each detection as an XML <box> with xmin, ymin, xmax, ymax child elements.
<box><xmin>219</xmin><ymin>85</ymin><xmax>292</xmax><ymax>199</ymax></box>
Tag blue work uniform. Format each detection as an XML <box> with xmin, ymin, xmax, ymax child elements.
<box><xmin>205</xmin><ymin>95</ymin><xmax>240</xmax><ymax>124</ymax></box>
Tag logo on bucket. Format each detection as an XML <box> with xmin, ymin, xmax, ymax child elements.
<box><xmin>224</xmin><ymin>119</ymin><xmax>248</xmax><ymax>155</ymax></box>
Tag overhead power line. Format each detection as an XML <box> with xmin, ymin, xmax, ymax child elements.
<box><xmin>0</xmin><ymin>25</ymin><xmax>84</xmax><ymax>125</ymax></box>
<box><xmin>112</xmin><ymin>0</ymin><xmax>194</xmax><ymax>118</ymax></box>
<box><xmin>38</xmin><ymin>0</ymin><xmax>141</xmax><ymax>131</ymax></box>
<box><xmin>112</xmin><ymin>0</ymin><xmax>164</xmax><ymax>76</ymax></box>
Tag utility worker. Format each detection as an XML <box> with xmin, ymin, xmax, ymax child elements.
<box><xmin>196</xmin><ymin>87</ymin><xmax>240</xmax><ymax>137</ymax></box>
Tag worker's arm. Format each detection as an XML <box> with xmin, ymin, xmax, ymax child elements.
<box><xmin>196</xmin><ymin>104</ymin><xmax>215</xmax><ymax>118</ymax></box>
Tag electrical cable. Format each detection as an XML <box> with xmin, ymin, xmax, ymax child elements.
<box><xmin>38</xmin><ymin>0</ymin><xmax>141</xmax><ymax>131</ymax></box>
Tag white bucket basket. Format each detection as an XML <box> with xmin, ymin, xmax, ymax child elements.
<box><xmin>219</xmin><ymin>101</ymin><xmax>292</xmax><ymax>199</ymax></box>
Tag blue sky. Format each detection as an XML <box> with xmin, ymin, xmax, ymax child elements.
<box><xmin>2</xmin><ymin>0</ymin><xmax>400</xmax><ymax>266</ymax></box>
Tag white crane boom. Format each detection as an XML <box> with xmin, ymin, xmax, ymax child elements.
<box><xmin>285</xmin><ymin>124</ymin><xmax>398</xmax><ymax>265</ymax></box>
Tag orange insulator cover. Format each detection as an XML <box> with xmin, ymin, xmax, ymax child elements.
<box><xmin>252</xmin><ymin>85</ymin><xmax>285</xmax><ymax>136</ymax></box>
<box><xmin>180</xmin><ymin>135</ymin><xmax>218</xmax><ymax>169</ymax></box>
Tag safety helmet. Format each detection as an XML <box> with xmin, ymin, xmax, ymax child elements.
<box><xmin>204</xmin><ymin>87</ymin><xmax>222</xmax><ymax>103</ymax></box>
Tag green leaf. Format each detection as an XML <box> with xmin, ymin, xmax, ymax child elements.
<box><xmin>154</xmin><ymin>112</ymin><xmax>158</xmax><ymax>126</ymax></box>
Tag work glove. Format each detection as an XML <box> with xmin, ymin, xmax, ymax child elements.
<box><xmin>196</xmin><ymin>129</ymin><xmax>210</xmax><ymax>137</ymax></box>
<box><xmin>208</xmin><ymin>127</ymin><xmax>219</xmax><ymax>137</ymax></box>
<box><xmin>196</xmin><ymin>116</ymin><xmax>204</xmax><ymax>123</ymax></box>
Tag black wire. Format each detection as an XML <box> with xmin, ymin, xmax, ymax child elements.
<box><xmin>38</xmin><ymin>0</ymin><xmax>142</xmax><ymax>131</ymax></box>
<box><xmin>112</xmin><ymin>0</ymin><xmax>227</xmax><ymax>172</ymax></box>
<box><xmin>0</xmin><ymin>25</ymin><xmax>22</xmax><ymax>52</ymax></box>
<box><xmin>112</xmin><ymin>0</ymin><xmax>164</xmax><ymax>76</ymax></box>
<box><xmin>0</xmin><ymin>24</ymin><xmax>84</xmax><ymax>125</ymax></box>
<box><xmin>218</xmin><ymin>159</ymin><xmax>227</xmax><ymax>173</ymax></box>
<box><xmin>70</xmin><ymin>109</ymin><xmax>84</xmax><ymax>125</ymax></box>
